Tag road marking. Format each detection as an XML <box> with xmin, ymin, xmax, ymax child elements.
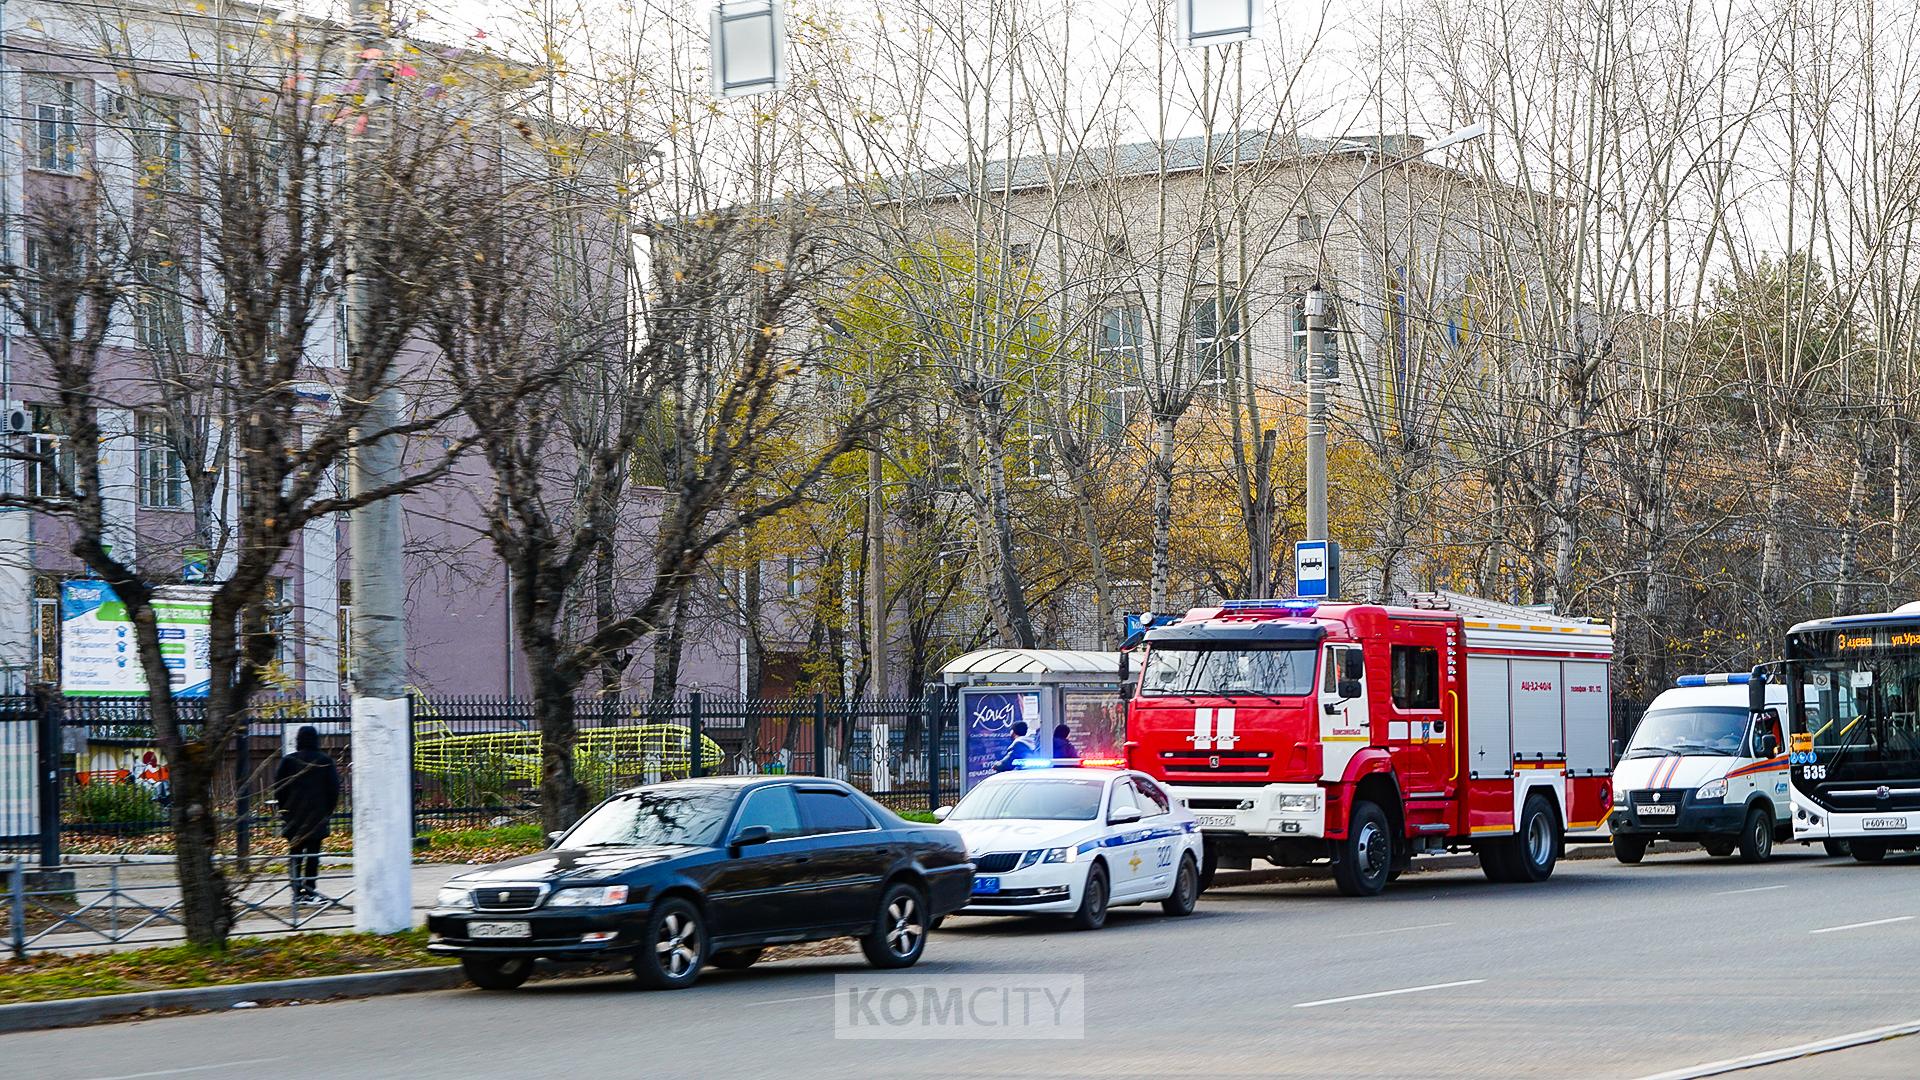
<box><xmin>1634</xmin><ymin>1018</ymin><xmax>1920</xmax><ymax>1079</ymax></box>
<box><xmin>1809</xmin><ymin>915</ymin><xmax>1913</xmax><ymax>935</ymax></box>
<box><xmin>1713</xmin><ymin>884</ymin><xmax>1788</xmax><ymax>896</ymax></box>
<box><xmin>1293</xmin><ymin>979</ymin><xmax>1483</xmax><ymax>1009</ymax></box>
<box><xmin>1336</xmin><ymin>921</ymin><xmax>1454</xmax><ymax>938</ymax></box>
<box><xmin>81</xmin><ymin>1060</ymin><xmax>287</xmax><ymax>1080</ymax></box>
<box><xmin>745</xmin><ymin>991</ymin><xmax>841</xmax><ymax>1007</ymax></box>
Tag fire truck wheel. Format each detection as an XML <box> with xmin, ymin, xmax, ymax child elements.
<box><xmin>1070</xmin><ymin>863</ymin><xmax>1110</xmax><ymax>930</ymax></box>
<box><xmin>1506</xmin><ymin>794</ymin><xmax>1560</xmax><ymax>882</ymax></box>
<box><xmin>1331</xmin><ymin>801</ymin><xmax>1393</xmax><ymax>897</ymax></box>
<box><xmin>1477</xmin><ymin>841</ymin><xmax>1515</xmax><ymax>881</ymax></box>
<box><xmin>1611</xmin><ymin>835</ymin><xmax>1648</xmax><ymax>864</ymax></box>
<box><xmin>1197</xmin><ymin>844</ymin><xmax>1218</xmax><ymax>893</ymax></box>
<box><xmin>1161</xmin><ymin>853</ymin><xmax>1199</xmax><ymax>916</ymax></box>
<box><xmin>1737</xmin><ymin>806</ymin><xmax>1774</xmax><ymax>863</ymax></box>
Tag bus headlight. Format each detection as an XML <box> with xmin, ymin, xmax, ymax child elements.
<box><xmin>1694</xmin><ymin>778</ymin><xmax>1727</xmax><ymax>803</ymax></box>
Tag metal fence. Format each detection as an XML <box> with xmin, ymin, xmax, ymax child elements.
<box><xmin>0</xmin><ymin>687</ymin><xmax>962</xmax><ymax>864</ymax></box>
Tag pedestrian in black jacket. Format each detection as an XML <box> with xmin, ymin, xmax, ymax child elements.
<box><xmin>1051</xmin><ymin>724</ymin><xmax>1076</xmax><ymax>763</ymax></box>
<box><xmin>273</xmin><ymin>726</ymin><xmax>340</xmax><ymax>902</ymax></box>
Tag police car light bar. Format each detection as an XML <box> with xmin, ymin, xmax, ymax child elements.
<box><xmin>1675</xmin><ymin>672</ymin><xmax>1750</xmax><ymax>687</ymax></box>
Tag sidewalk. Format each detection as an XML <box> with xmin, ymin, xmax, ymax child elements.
<box><xmin>17</xmin><ymin>861</ymin><xmax>480</xmax><ymax>955</ymax></box>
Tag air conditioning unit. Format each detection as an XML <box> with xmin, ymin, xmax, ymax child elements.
<box><xmin>100</xmin><ymin>90</ymin><xmax>133</xmax><ymax>117</ymax></box>
<box><xmin>2</xmin><ymin>402</ymin><xmax>29</xmax><ymax>434</ymax></box>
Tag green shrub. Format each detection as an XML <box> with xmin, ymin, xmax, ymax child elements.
<box><xmin>68</xmin><ymin>779</ymin><xmax>162</xmax><ymax>826</ymax></box>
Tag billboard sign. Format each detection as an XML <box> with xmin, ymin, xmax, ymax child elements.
<box><xmin>961</xmin><ymin>687</ymin><xmax>1044</xmax><ymax>792</ymax></box>
<box><xmin>60</xmin><ymin>581</ymin><xmax>213</xmax><ymax>698</ymax></box>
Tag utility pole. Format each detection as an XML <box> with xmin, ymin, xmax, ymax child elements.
<box><xmin>866</xmin><ymin>443</ymin><xmax>887</xmax><ymax>698</ymax></box>
<box><xmin>346</xmin><ymin>0</ymin><xmax>411</xmax><ymax>934</ymax></box>
<box><xmin>1303</xmin><ymin>285</ymin><xmax>1329</xmax><ymax>542</ymax></box>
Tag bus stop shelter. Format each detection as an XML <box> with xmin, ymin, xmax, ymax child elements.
<box><xmin>941</xmin><ymin>649</ymin><xmax>1125</xmax><ymax>794</ymax></box>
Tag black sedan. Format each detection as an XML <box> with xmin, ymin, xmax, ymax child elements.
<box><xmin>427</xmin><ymin>776</ymin><xmax>973</xmax><ymax>990</ymax></box>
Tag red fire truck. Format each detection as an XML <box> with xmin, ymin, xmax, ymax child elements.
<box><xmin>1123</xmin><ymin>594</ymin><xmax>1614</xmax><ymax>895</ymax></box>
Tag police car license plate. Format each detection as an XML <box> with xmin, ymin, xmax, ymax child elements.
<box><xmin>468</xmin><ymin>921</ymin><xmax>531</xmax><ymax>938</ymax></box>
<box><xmin>1863</xmin><ymin>817</ymin><xmax>1908</xmax><ymax>830</ymax></box>
<box><xmin>1194</xmin><ymin>814</ymin><xmax>1236</xmax><ymax>828</ymax></box>
<box><xmin>972</xmin><ymin>877</ymin><xmax>1000</xmax><ymax>895</ymax></box>
<box><xmin>1637</xmin><ymin>804</ymin><xmax>1677</xmax><ymax>817</ymax></box>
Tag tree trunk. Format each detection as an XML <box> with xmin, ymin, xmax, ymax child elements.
<box><xmin>1150</xmin><ymin>416</ymin><xmax>1175</xmax><ymax>612</ymax></box>
<box><xmin>533</xmin><ymin>662</ymin><xmax>589</xmax><ymax>833</ymax></box>
<box><xmin>1069</xmin><ymin>470</ymin><xmax>1116</xmax><ymax>649</ymax></box>
<box><xmin>978</xmin><ymin>428</ymin><xmax>1036</xmax><ymax>648</ymax></box>
<box><xmin>169</xmin><ymin>750</ymin><xmax>233</xmax><ymax>948</ymax></box>
<box><xmin>651</xmin><ymin>589</ymin><xmax>691</xmax><ymax>698</ymax></box>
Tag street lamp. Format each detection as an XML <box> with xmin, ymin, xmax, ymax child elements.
<box><xmin>1302</xmin><ymin>122</ymin><xmax>1487</xmax><ymax>548</ymax></box>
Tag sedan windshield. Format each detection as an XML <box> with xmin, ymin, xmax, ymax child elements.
<box><xmin>950</xmin><ymin>778</ymin><xmax>1104</xmax><ymax>821</ymax></box>
<box><xmin>1141</xmin><ymin>646</ymin><xmax>1317</xmax><ymax>697</ymax></box>
<box><xmin>1626</xmin><ymin>707</ymin><xmax>1746</xmax><ymax>757</ymax></box>
<box><xmin>562</xmin><ymin>786</ymin><xmax>738</xmax><ymax>848</ymax></box>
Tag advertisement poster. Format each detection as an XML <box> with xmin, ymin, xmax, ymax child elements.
<box><xmin>963</xmin><ymin>688</ymin><xmax>1043</xmax><ymax>791</ymax></box>
<box><xmin>61</xmin><ymin>581</ymin><xmax>213</xmax><ymax>698</ymax></box>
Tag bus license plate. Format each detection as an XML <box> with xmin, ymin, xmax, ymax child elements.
<box><xmin>1863</xmin><ymin>817</ymin><xmax>1908</xmax><ymax>830</ymax></box>
<box><xmin>1637</xmin><ymin>804</ymin><xmax>1676</xmax><ymax>817</ymax></box>
<box><xmin>972</xmin><ymin>877</ymin><xmax>1000</xmax><ymax>895</ymax></box>
<box><xmin>1194</xmin><ymin>814</ymin><xmax>1237</xmax><ymax>828</ymax></box>
<box><xmin>468</xmin><ymin>921</ymin><xmax>531</xmax><ymax>938</ymax></box>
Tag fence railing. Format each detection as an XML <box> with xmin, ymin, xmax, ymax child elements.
<box><xmin>1</xmin><ymin>688</ymin><xmax>961</xmax><ymax>865</ymax></box>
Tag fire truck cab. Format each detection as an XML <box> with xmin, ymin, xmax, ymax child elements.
<box><xmin>1123</xmin><ymin>594</ymin><xmax>1614</xmax><ymax>896</ymax></box>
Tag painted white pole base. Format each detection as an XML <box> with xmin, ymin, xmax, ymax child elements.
<box><xmin>351</xmin><ymin>695</ymin><xmax>413</xmax><ymax>933</ymax></box>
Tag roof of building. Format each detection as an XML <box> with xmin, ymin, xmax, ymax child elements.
<box><xmin>941</xmin><ymin>648</ymin><xmax>1124</xmax><ymax>683</ymax></box>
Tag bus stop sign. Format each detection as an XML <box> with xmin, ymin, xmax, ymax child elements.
<box><xmin>1295</xmin><ymin>540</ymin><xmax>1340</xmax><ymax>599</ymax></box>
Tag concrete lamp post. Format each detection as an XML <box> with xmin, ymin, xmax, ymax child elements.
<box><xmin>1302</xmin><ymin>121</ymin><xmax>1487</xmax><ymax>549</ymax></box>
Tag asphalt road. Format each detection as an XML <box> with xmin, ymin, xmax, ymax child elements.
<box><xmin>8</xmin><ymin>845</ymin><xmax>1919</xmax><ymax>1079</ymax></box>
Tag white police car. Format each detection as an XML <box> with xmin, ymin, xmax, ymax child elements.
<box><xmin>934</xmin><ymin>766</ymin><xmax>1203</xmax><ymax>930</ymax></box>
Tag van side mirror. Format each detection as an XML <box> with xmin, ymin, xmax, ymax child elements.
<box><xmin>1748</xmin><ymin>670</ymin><xmax>1768</xmax><ymax>715</ymax></box>
<box><xmin>1756</xmin><ymin>732</ymin><xmax>1779</xmax><ymax>757</ymax></box>
<box><xmin>1337</xmin><ymin>679</ymin><xmax>1363</xmax><ymax>700</ymax></box>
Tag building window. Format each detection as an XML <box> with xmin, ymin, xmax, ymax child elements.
<box><xmin>138</xmin><ymin>411</ymin><xmax>187</xmax><ymax>509</ymax></box>
<box><xmin>1098</xmin><ymin>307</ymin><xmax>1145</xmax><ymax>440</ymax></box>
<box><xmin>134</xmin><ymin>250</ymin><xmax>186</xmax><ymax>353</ymax></box>
<box><xmin>1103</xmin><ymin>232</ymin><xmax>1128</xmax><ymax>256</ymax></box>
<box><xmin>1291</xmin><ymin>302</ymin><xmax>1342</xmax><ymax>383</ymax></box>
<box><xmin>1021</xmin><ymin>420</ymin><xmax>1054</xmax><ymax>481</ymax></box>
<box><xmin>1296</xmin><ymin>212</ymin><xmax>1320</xmax><ymax>243</ymax></box>
<box><xmin>264</xmin><ymin>577</ymin><xmax>295</xmax><ymax>666</ymax></box>
<box><xmin>26</xmin><ymin>76</ymin><xmax>81</xmax><ymax>174</ymax></box>
<box><xmin>135</xmin><ymin>96</ymin><xmax>188</xmax><ymax>191</ymax></box>
<box><xmin>1390</xmin><ymin>645</ymin><xmax>1440</xmax><ymax>710</ymax></box>
<box><xmin>28</xmin><ymin>404</ymin><xmax>74</xmax><ymax>497</ymax></box>
<box><xmin>1007</xmin><ymin>242</ymin><xmax>1031</xmax><ymax>266</ymax></box>
<box><xmin>785</xmin><ymin>556</ymin><xmax>802</xmax><ymax>598</ymax></box>
<box><xmin>1189</xmin><ymin>292</ymin><xmax>1239</xmax><ymax>387</ymax></box>
<box><xmin>22</xmin><ymin>235</ymin><xmax>53</xmax><ymax>331</ymax></box>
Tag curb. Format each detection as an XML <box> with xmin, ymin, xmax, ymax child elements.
<box><xmin>1209</xmin><ymin>839</ymin><xmax>1702</xmax><ymax>889</ymax></box>
<box><xmin>0</xmin><ymin>965</ymin><xmax>465</xmax><ymax>1035</ymax></box>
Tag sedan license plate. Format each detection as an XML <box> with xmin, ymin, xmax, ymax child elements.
<box><xmin>1636</xmin><ymin>804</ymin><xmax>1677</xmax><ymax>817</ymax></box>
<box><xmin>1194</xmin><ymin>814</ymin><xmax>1237</xmax><ymax>828</ymax></box>
<box><xmin>467</xmin><ymin>920</ymin><xmax>531</xmax><ymax>939</ymax></box>
<box><xmin>972</xmin><ymin>877</ymin><xmax>1001</xmax><ymax>895</ymax></box>
<box><xmin>1863</xmin><ymin>817</ymin><xmax>1908</xmax><ymax>830</ymax></box>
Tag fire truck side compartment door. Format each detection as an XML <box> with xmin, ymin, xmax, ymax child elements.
<box><xmin>1562</xmin><ymin>662</ymin><xmax>1610</xmax><ymax>775</ymax></box>
<box><xmin>1465</xmin><ymin>657</ymin><xmax>1511</xmax><ymax>777</ymax></box>
<box><xmin>1510</xmin><ymin>660</ymin><xmax>1566</xmax><ymax>760</ymax></box>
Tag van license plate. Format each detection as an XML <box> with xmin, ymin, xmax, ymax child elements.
<box><xmin>468</xmin><ymin>921</ymin><xmax>531</xmax><ymax>938</ymax></box>
<box><xmin>1862</xmin><ymin>817</ymin><xmax>1908</xmax><ymax>830</ymax></box>
<box><xmin>1194</xmin><ymin>814</ymin><xmax>1237</xmax><ymax>828</ymax></box>
<box><xmin>1636</xmin><ymin>804</ymin><xmax>1676</xmax><ymax>817</ymax></box>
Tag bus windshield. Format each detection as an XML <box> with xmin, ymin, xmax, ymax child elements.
<box><xmin>1788</xmin><ymin>628</ymin><xmax>1920</xmax><ymax>783</ymax></box>
<box><xmin>1139</xmin><ymin>646</ymin><xmax>1318</xmax><ymax>697</ymax></box>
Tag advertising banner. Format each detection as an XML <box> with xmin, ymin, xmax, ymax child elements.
<box><xmin>60</xmin><ymin>581</ymin><xmax>213</xmax><ymax>697</ymax></box>
<box><xmin>962</xmin><ymin>688</ymin><xmax>1043</xmax><ymax>792</ymax></box>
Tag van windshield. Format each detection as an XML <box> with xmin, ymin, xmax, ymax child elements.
<box><xmin>1625</xmin><ymin>707</ymin><xmax>1746</xmax><ymax>757</ymax></box>
<box><xmin>1140</xmin><ymin>646</ymin><xmax>1317</xmax><ymax>697</ymax></box>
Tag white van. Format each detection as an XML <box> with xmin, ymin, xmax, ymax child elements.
<box><xmin>1608</xmin><ymin>672</ymin><xmax>1807</xmax><ymax>864</ymax></box>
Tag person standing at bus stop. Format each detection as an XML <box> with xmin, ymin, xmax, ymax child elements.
<box><xmin>274</xmin><ymin>726</ymin><xmax>340</xmax><ymax>902</ymax></box>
